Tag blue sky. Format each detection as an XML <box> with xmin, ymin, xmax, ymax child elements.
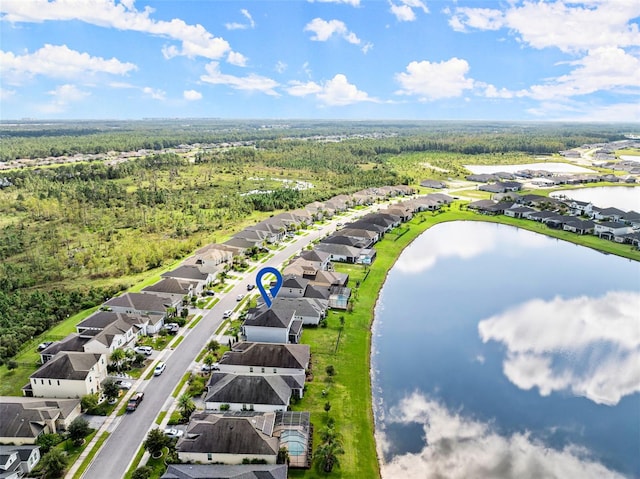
<box><xmin>1</xmin><ymin>0</ymin><xmax>639</xmax><ymax>121</ymax></box>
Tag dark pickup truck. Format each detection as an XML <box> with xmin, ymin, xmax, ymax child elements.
<box><xmin>126</xmin><ymin>392</ymin><xmax>144</xmax><ymax>412</ymax></box>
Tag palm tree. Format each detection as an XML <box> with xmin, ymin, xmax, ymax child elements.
<box><xmin>177</xmin><ymin>394</ymin><xmax>195</xmax><ymax>421</ymax></box>
<box><xmin>110</xmin><ymin>348</ymin><xmax>126</xmax><ymax>372</ymax></box>
<box><xmin>315</xmin><ymin>439</ymin><xmax>344</xmax><ymax>473</ymax></box>
<box><xmin>203</xmin><ymin>354</ymin><xmax>216</xmax><ymax>374</ymax></box>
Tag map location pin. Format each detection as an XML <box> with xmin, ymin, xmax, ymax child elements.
<box><xmin>255</xmin><ymin>266</ymin><xmax>283</xmax><ymax>308</ymax></box>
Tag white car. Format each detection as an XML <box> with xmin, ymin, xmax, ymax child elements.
<box><xmin>154</xmin><ymin>362</ymin><xmax>166</xmax><ymax>376</ymax></box>
<box><xmin>115</xmin><ymin>380</ymin><xmax>132</xmax><ymax>390</ymax></box>
<box><xmin>134</xmin><ymin>346</ymin><xmax>153</xmax><ymax>356</ymax></box>
<box><xmin>223</xmin><ymin>310</ymin><xmax>233</xmax><ymax>319</ymax></box>
<box><xmin>164</xmin><ymin>428</ymin><xmax>184</xmax><ymax>439</ymax></box>
<box><xmin>236</xmin><ymin>294</ymin><xmax>245</xmax><ymax>301</ymax></box>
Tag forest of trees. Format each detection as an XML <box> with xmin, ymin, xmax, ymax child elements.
<box><xmin>0</xmin><ymin>120</ymin><xmax>634</xmax><ymax>362</ymax></box>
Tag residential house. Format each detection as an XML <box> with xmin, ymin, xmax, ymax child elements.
<box><xmin>242</xmin><ymin>308</ymin><xmax>301</xmax><ymax>344</ymax></box>
<box><xmin>299</xmin><ymin>249</ymin><xmax>331</xmax><ymax>271</ymax></box>
<box><xmin>0</xmin><ymin>397</ymin><xmax>81</xmax><ymax>444</ymax></box>
<box><xmin>326</xmin><ymin>228</ymin><xmax>377</xmax><ymax>247</ymax></box>
<box><xmin>504</xmin><ymin>205</ymin><xmax>536</xmax><ymax>218</ymax></box>
<box><xmin>142</xmin><ymin>277</ymin><xmax>197</xmax><ymax>302</ymax></box>
<box><xmin>161</xmin><ymin>265</ymin><xmax>216</xmax><ymax>292</ymax></box>
<box><xmin>176</xmin><ymin>412</ymin><xmax>279</xmax><ymax>465</ymax></box>
<box><xmin>271</xmin><ymin>297</ymin><xmax>327</xmax><ymax>326</ymax></box>
<box><xmin>329</xmin><ymin>286</ymin><xmax>352</xmax><ymax>310</ymax></box>
<box><xmin>563</xmin><ymin>219</ymin><xmax>595</xmax><ymax>235</ymax></box>
<box><xmin>39</xmin><ymin>334</ymin><xmax>88</xmax><ymax>364</ymax></box>
<box><xmin>278</xmin><ymin>275</ymin><xmax>309</xmax><ymax>298</ymax></box>
<box><xmin>420</xmin><ymin>179</ymin><xmax>447</xmax><ymax>189</ymax></box>
<box><xmin>594</xmin><ymin>221</ymin><xmax>634</xmax><ymax>240</ymax></box>
<box><xmin>467</xmin><ymin>200</ymin><xmax>511</xmax><ymax>215</ymax></box>
<box><xmin>25</xmin><ymin>352</ymin><xmax>107</xmax><ymax>399</ymax></box>
<box><xmin>216</xmin><ymin>342</ymin><xmax>310</xmax><ymax>379</ymax></box>
<box><xmin>565</xmin><ymin>199</ymin><xmax>594</xmax><ymax>217</ymax></box>
<box><xmin>204</xmin><ymin>374</ymin><xmax>293</xmax><ymax>412</ymax></box>
<box><xmin>314</xmin><ymin>243</ymin><xmax>361</xmax><ymax>263</ymax></box>
<box><xmin>103</xmin><ymin>292</ymin><xmax>173</xmax><ymax>318</ymax></box>
<box><xmin>0</xmin><ymin>445</ymin><xmax>40</xmax><ymax>478</ymax></box>
<box><xmin>592</xmin><ymin>206</ymin><xmax>627</xmax><ymax>222</ymax></box>
<box><xmin>161</xmin><ymin>464</ymin><xmax>288</xmax><ymax>479</ymax></box>
<box><xmin>222</xmin><ymin>237</ymin><xmax>254</xmax><ymax>254</ymax></box>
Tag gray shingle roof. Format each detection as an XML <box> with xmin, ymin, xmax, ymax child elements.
<box><xmin>205</xmin><ymin>374</ymin><xmax>291</xmax><ymax>406</ymax></box>
<box><xmin>104</xmin><ymin>292</ymin><xmax>170</xmax><ymax>313</ymax></box>
<box><xmin>219</xmin><ymin>342</ymin><xmax>310</xmax><ymax>370</ymax></box>
<box><xmin>243</xmin><ymin>309</ymin><xmax>292</xmax><ymax>329</ymax></box>
<box><xmin>0</xmin><ymin>397</ymin><xmax>80</xmax><ymax>439</ymax></box>
<box><xmin>177</xmin><ymin>415</ymin><xmax>279</xmax><ymax>455</ymax></box>
<box><xmin>162</xmin><ymin>464</ymin><xmax>288</xmax><ymax>479</ymax></box>
<box><xmin>31</xmin><ymin>352</ymin><xmax>102</xmax><ymax>380</ymax></box>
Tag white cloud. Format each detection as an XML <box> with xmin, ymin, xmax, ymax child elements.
<box><xmin>395</xmin><ymin>58</ymin><xmax>475</xmax><ymax>100</ymax></box>
<box><xmin>525</xmin><ymin>47</ymin><xmax>640</xmax><ymax>101</ymax></box>
<box><xmin>275</xmin><ymin>61</ymin><xmax>287</xmax><ymax>74</ymax></box>
<box><xmin>0</xmin><ymin>44</ymin><xmax>136</xmax><ymax>83</ymax></box>
<box><xmin>142</xmin><ymin>86</ymin><xmax>165</xmax><ymax>100</ymax></box>
<box><xmin>0</xmin><ymin>87</ymin><xmax>16</xmax><ymax>101</ymax></box>
<box><xmin>225</xmin><ymin>8</ymin><xmax>255</xmax><ymax>30</ymax></box>
<box><xmin>200</xmin><ymin>61</ymin><xmax>279</xmax><ymax>96</ymax></box>
<box><xmin>448</xmin><ymin>1</ymin><xmax>640</xmax><ymax>53</ymax></box>
<box><xmin>183</xmin><ymin>89</ymin><xmax>202</xmax><ymax>101</ymax></box>
<box><xmin>389</xmin><ymin>0</ymin><xmax>428</xmax><ymax>22</ymax></box>
<box><xmin>226</xmin><ymin>51</ymin><xmax>248</xmax><ymax>67</ymax></box>
<box><xmin>40</xmin><ymin>83</ymin><xmax>90</xmax><ymax>113</ymax></box>
<box><xmin>1</xmin><ymin>0</ymin><xmax>234</xmax><ymax>61</ymax></box>
<box><xmin>304</xmin><ymin>18</ymin><xmax>361</xmax><ymax>45</ymax></box>
<box><xmin>478</xmin><ymin>291</ymin><xmax>640</xmax><ymax>405</ymax></box>
<box><xmin>286</xmin><ymin>74</ymin><xmax>376</xmax><ymax>106</ymax></box>
<box><xmin>380</xmin><ymin>392</ymin><xmax>626</xmax><ymax>479</ymax></box>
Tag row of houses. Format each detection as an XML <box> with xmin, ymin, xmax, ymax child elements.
<box><xmin>468</xmin><ymin>193</ymin><xmax>640</xmax><ymax>246</ymax></box>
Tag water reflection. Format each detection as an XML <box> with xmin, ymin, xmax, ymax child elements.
<box><xmin>478</xmin><ymin>291</ymin><xmax>640</xmax><ymax>406</ymax></box>
<box><xmin>380</xmin><ymin>391</ymin><xmax>626</xmax><ymax>479</ymax></box>
<box><xmin>550</xmin><ymin>186</ymin><xmax>640</xmax><ymax>211</ymax></box>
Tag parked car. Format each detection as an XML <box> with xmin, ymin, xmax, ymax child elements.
<box><xmin>126</xmin><ymin>392</ymin><xmax>144</xmax><ymax>412</ymax></box>
<box><xmin>154</xmin><ymin>362</ymin><xmax>166</xmax><ymax>376</ymax></box>
<box><xmin>134</xmin><ymin>346</ymin><xmax>153</xmax><ymax>356</ymax></box>
<box><xmin>222</xmin><ymin>310</ymin><xmax>233</xmax><ymax>319</ymax></box>
<box><xmin>204</xmin><ymin>290</ymin><xmax>215</xmax><ymax>296</ymax></box>
<box><xmin>236</xmin><ymin>294</ymin><xmax>245</xmax><ymax>301</ymax></box>
<box><xmin>163</xmin><ymin>428</ymin><xmax>184</xmax><ymax>439</ymax></box>
<box><xmin>115</xmin><ymin>380</ymin><xmax>132</xmax><ymax>390</ymax></box>
<box><xmin>37</xmin><ymin>341</ymin><xmax>54</xmax><ymax>352</ymax></box>
<box><xmin>246</xmin><ymin>284</ymin><xmax>255</xmax><ymax>291</ymax></box>
<box><xmin>163</xmin><ymin>322</ymin><xmax>179</xmax><ymax>333</ymax></box>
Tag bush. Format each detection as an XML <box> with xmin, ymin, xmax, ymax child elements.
<box><xmin>167</xmin><ymin>411</ymin><xmax>183</xmax><ymax>425</ymax></box>
<box><xmin>81</xmin><ymin>394</ymin><xmax>99</xmax><ymax>413</ymax></box>
<box><xmin>67</xmin><ymin>417</ymin><xmax>91</xmax><ymax>446</ymax></box>
<box><xmin>36</xmin><ymin>433</ymin><xmax>63</xmax><ymax>454</ymax></box>
<box><xmin>131</xmin><ymin>466</ymin><xmax>152</xmax><ymax>479</ymax></box>
<box><xmin>187</xmin><ymin>374</ymin><xmax>206</xmax><ymax>397</ymax></box>
<box><xmin>219</xmin><ymin>404</ymin><xmax>230</xmax><ymax>411</ymax></box>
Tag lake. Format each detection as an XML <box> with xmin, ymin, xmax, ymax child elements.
<box><xmin>550</xmin><ymin>186</ymin><xmax>640</xmax><ymax>212</ymax></box>
<box><xmin>372</xmin><ymin>221</ymin><xmax>640</xmax><ymax>479</ymax></box>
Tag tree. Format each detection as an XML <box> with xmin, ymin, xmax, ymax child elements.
<box><xmin>324</xmin><ymin>401</ymin><xmax>331</xmax><ymax>415</ymax></box>
<box><xmin>81</xmin><ymin>393</ymin><xmax>99</xmax><ymax>413</ymax></box>
<box><xmin>36</xmin><ymin>433</ymin><xmax>63</xmax><ymax>454</ymax></box>
<box><xmin>143</xmin><ymin>428</ymin><xmax>168</xmax><ymax>458</ymax></box>
<box><xmin>67</xmin><ymin>417</ymin><xmax>91</xmax><ymax>446</ymax></box>
<box><xmin>177</xmin><ymin>394</ymin><xmax>195</xmax><ymax>420</ymax></box>
<box><xmin>203</xmin><ymin>353</ymin><xmax>216</xmax><ymax>374</ymax></box>
<box><xmin>276</xmin><ymin>446</ymin><xmax>290</xmax><ymax>465</ymax></box>
<box><xmin>102</xmin><ymin>378</ymin><xmax>120</xmax><ymax>402</ymax></box>
<box><xmin>131</xmin><ymin>466</ymin><xmax>152</xmax><ymax>479</ymax></box>
<box><xmin>110</xmin><ymin>348</ymin><xmax>126</xmax><ymax>372</ymax></box>
<box><xmin>206</xmin><ymin>339</ymin><xmax>220</xmax><ymax>354</ymax></box>
<box><xmin>315</xmin><ymin>439</ymin><xmax>344</xmax><ymax>473</ymax></box>
<box><xmin>325</xmin><ymin>364</ymin><xmax>335</xmax><ymax>376</ymax></box>
<box><xmin>40</xmin><ymin>448</ymin><xmax>68</xmax><ymax>478</ymax></box>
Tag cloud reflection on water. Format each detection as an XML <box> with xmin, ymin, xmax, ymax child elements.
<box><xmin>478</xmin><ymin>291</ymin><xmax>640</xmax><ymax>405</ymax></box>
<box><xmin>380</xmin><ymin>391</ymin><xmax>625</xmax><ymax>479</ymax></box>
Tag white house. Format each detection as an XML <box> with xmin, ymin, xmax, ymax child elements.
<box><xmin>594</xmin><ymin>221</ymin><xmax>633</xmax><ymax>240</ymax></box>
<box><xmin>217</xmin><ymin>342</ymin><xmax>310</xmax><ymax>377</ymax></box>
<box><xmin>0</xmin><ymin>445</ymin><xmax>40</xmax><ymax>477</ymax></box>
<box><xmin>26</xmin><ymin>352</ymin><xmax>108</xmax><ymax>399</ymax></box>
<box><xmin>242</xmin><ymin>308</ymin><xmax>300</xmax><ymax>344</ymax></box>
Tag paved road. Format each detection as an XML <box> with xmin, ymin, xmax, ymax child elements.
<box><xmin>81</xmin><ymin>213</ymin><xmax>359</xmax><ymax>479</ymax></box>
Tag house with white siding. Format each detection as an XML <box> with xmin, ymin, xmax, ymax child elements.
<box><xmin>25</xmin><ymin>352</ymin><xmax>107</xmax><ymax>399</ymax></box>
<box><xmin>242</xmin><ymin>308</ymin><xmax>301</xmax><ymax>344</ymax></box>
